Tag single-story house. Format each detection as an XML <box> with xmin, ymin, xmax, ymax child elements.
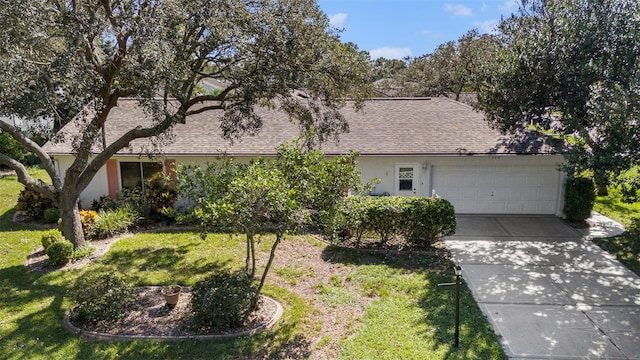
<box><xmin>43</xmin><ymin>97</ymin><xmax>567</xmax><ymax>215</ymax></box>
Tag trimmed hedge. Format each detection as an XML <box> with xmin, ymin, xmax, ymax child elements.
<box><xmin>564</xmin><ymin>177</ymin><xmax>595</xmax><ymax>222</ymax></box>
<box><xmin>41</xmin><ymin>229</ymin><xmax>63</xmax><ymax>251</ymax></box>
<box><xmin>329</xmin><ymin>196</ymin><xmax>456</xmax><ymax>247</ymax></box>
<box><xmin>46</xmin><ymin>240</ymin><xmax>74</xmax><ymax>265</ymax></box>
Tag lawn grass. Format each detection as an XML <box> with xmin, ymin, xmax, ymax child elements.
<box><xmin>0</xmin><ymin>169</ymin><xmax>505</xmax><ymax>359</ymax></box>
<box><xmin>594</xmin><ymin>186</ymin><xmax>640</xmax><ymax>276</ymax></box>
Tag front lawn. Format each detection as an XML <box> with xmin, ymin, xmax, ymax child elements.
<box><xmin>594</xmin><ymin>187</ymin><xmax>640</xmax><ymax>276</ymax></box>
<box><xmin>0</xmin><ymin>169</ymin><xmax>505</xmax><ymax>359</ymax></box>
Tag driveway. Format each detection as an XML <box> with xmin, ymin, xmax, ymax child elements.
<box><xmin>444</xmin><ymin>215</ymin><xmax>640</xmax><ymax>359</ymax></box>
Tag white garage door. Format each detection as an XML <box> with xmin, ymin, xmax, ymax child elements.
<box><xmin>432</xmin><ymin>165</ymin><xmax>560</xmax><ymax>214</ymax></box>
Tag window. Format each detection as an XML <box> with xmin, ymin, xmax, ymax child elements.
<box><xmin>398</xmin><ymin>167</ymin><xmax>414</xmax><ymax>191</ymax></box>
<box><xmin>120</xmin><ymin>162</ymin><xmax>163</xmax><ymax>191</ymax></box>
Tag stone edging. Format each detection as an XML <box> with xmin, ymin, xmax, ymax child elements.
<box><xmin>62</xmin><ymin>295</ymin><xmax>284</xmax><ymax>341</ymax></box>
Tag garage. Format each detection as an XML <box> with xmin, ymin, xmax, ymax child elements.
<box><xmin>432</xmin><ymin>164</ymin><xmax>562</xmax><ymax>214</ymax></box>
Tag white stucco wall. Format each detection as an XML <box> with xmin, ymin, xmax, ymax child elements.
<box><xmin>52</xmin><ymin>153</ymin><xmax>566</xmax><ymax>216</ymax></box>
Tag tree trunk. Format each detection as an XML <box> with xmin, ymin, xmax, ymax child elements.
<box><xmin>256</xmin><ymin>231</ymin><xmax>283</xmax><ymax>297</ymax></box>
<box><xmin>594</xmin><ymin>170</ymin><xmax>609</xmax><ymax>197</ymax></box>
<box><xmin>60</xmin><ymin>195</ymin><xmax>86</xmax><ymax>250</ymax></box>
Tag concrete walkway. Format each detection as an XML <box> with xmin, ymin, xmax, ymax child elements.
<box><xmin>444</xmin><ymin>214</ymin><xmax>640</xmax><ymax>359</ymax></box>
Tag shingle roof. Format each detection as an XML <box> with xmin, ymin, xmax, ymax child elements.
<box><xmin>43</xmin><ymin>97</ymin><xmax>563</xmax><ymax>156</ymax></box>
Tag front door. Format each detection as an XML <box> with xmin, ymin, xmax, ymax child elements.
<box><xmin>395</xmin><ymin>164</ymin><xmax>419</xmax><ymax>196</ymax></box>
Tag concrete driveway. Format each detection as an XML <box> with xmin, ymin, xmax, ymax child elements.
<box><xmin>444</xmin><ymin>215</ymin><xmax>640</xmax><ymax>359</ymax></box>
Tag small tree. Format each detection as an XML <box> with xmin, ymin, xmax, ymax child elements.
<box><xmin>178</xmin><ymin>142</ymin><xmax>363</xmax><ymax>308</ymax></box>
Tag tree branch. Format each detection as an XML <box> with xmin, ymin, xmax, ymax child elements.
<box><xmin>0</xmin><ymin>121</ymin><xmax>61</xmax><ymax>189</ymax></box>
<box><xmin>0</xmin><ymin>153</ymin><xmax>58</xmax><ymax>201</ymax></box>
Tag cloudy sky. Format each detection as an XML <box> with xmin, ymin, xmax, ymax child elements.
<box><xmin>318</xmin><ymin>0</ymin><xmax>520</xmax><ymax>59</ymax></box>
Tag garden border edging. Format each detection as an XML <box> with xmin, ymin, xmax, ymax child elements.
<box><xmin>62</xmin><ymin>294</ymin><xmax>283</xmax><ymax>341</ymax></box>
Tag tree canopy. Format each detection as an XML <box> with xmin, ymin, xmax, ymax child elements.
<box><xmin>479</xmin><ymin>0</ymin><xmax>640</xmax><ymax>195</ymax></box>
<box><xmin>0</xmin><ymin>0</ymin><xmax>373</xmax><ymax>248</ymax></box>
<box><xmin>372</xmin><ymin>29</ymin><xmax>497</xmax><ymax>100</ymax></box>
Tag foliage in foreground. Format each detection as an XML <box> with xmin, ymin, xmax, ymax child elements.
<box><xmin>178</xmin><ymin>142</ymin><xmax>364</xmax><ymax>308</ymax></box>
<box><xmin>191</xmin><ymin>271</ymin><xmax>258</xmax><ymax>330</ymax></box>
<box><xmin>70</xmin><ymin>272</ymin><xmax>133</xmax><ymax>326</ymax></box>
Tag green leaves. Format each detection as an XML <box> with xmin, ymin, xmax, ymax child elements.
<box><xmin>479</xmin><ymin>0</ymin><xmax>640</xmax><ymax>193</ymax></box>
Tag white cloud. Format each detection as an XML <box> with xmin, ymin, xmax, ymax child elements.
<box><xmin>473</xmin><ymin>20</ymin><xmax>499</xmax><ymax>34</ymax></box>
<box><xmin>443</xmin><ymin>3</ymin><xmax>473</xmax><ymax>16</ymax></box>
<box><xmin>329</xmin><ymin>13</ymin><xmax>348</xmax><ymax>28</ymax></box>
<box><xmin>498</xmin><ymin>0</ymin><xmax>519</xmax><ymax>13</ymax></box>
<box><xmin>369</xmin><ymin>47</ymin><xmax>412</xmax><ymax>60</ymax></box>
<box><xmin>481</xmin><ymin>2</ymin><xmax>488</xmax><ymax>12</ymax></box>
<box><xmin>421</xmin><ymin>30</ymin><xmax>442</xmax><ymax>39</ymax></box>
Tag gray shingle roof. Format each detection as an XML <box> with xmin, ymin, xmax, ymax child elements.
<box><xmin>43</xmin><ymin>97</ymin><xmax>563</xmax><ymax>156</ymax></box>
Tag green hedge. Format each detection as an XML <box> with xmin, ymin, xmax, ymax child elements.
<box><xmin>329</xmin><ymin>196</ymin><xmax>456</xmax><ymax>247</ymax></box>
<box><xmin>564</xmin><ymin>177</ymin><xmax>595</xmax><ymax>222</ymax></box>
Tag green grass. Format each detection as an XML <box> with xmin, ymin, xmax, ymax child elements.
<box><xmin>594</xmin><ymin>185</ymin><xmax>640</xmax><ymax>276</ymax></box>
<box><xmin>327</xmin><ymin>250</ymin><xmax>504</xmax><ymax>360</ymax></box>
<box><xmin>0</xmin><ymin>169</ymin><xmax>505</xmax><ymax>359</ymax></box>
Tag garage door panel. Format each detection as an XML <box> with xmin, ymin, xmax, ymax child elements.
<box><xmin>433</xmin><ymin>165</ymin><xmax>560</xmax><ymax>215</ymax></box>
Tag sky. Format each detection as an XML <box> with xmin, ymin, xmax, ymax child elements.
<box><xmin>317</xmin><ymin>0</ymin><xmax>521</xmax><ymax>60</ymax></box>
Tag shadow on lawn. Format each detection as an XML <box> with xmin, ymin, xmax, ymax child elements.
<box><xmin>321</xmin><ymin>245</ymin><xmax>506</xmax><ymax>360</ymax></box>
<box><xmin>1</xmin><ymin>247</ymin><xmax>313</xmax><ymax>359</ymax></box>
<box><xmin>97</xmin><ymin>237</ymin><xmax>232</xmax><ymax>285</ymax></box>
<box><xmin>0</xmin><ymin>265</ymin><xmax>72</xmax><ymax>359</ymax></box>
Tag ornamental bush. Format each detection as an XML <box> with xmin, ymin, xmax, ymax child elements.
<box><xmin>144</xmin><ymin>173</ymin><xmax>177</xmax><ymax>218</ymax></box>
<box><xmin>45</xmin><ymin>240</ymin><xmax>74</xmax><ymax>265</ymax></box>
<box><xmin>70</xmin><ymin>272</ymin><xmax>133</xmax><ymax>326</ymax></box>
<box><xmin>41</xmin><ymin>229</ymin><xmax>63</xmax><ymax>251</ymax></box>
<box><xmin>191</xmin><ymin>271</ymin><xmax>258</xmax><ymax>330</ymax></box>
<box><xmin>402</xmin><ymin>197</ymin><xmax>456</xmax><ymax>246</ymax></box>
<box><xmin>330</xmin><ymin>196</ymin><xmax>457</xmax><ymax>246</ymax></box>
<box><xmin>327</xmin><ymin>196</ymin><xmax>374</xmax><ymax>244</ymax></box>
<box><xmin>86</xmin><ymin>206</ymin><xmax>137</xmax><ymax>240</ymax></box>
<box><xmin>563</xmin><ymin>177</ymin><xmax>596</xmax><ymax>222</ymax></box>
<box><xmin>79</xmin><ymin>210</ymin><xmax>98</xmax><ymax>231</ymax></box>
<box><xmin>43</xmin><ymin>207</ymin><xmax>60</xmax><ymax>224</ymax></box>
<box><xmin>16</xmin><ymin>188</ymin><xmax>55</xmax><ymax>220</ymax></box>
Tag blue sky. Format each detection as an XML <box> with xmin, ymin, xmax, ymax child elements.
<box><xmin>317</xmin><ymin>0</ymin><xmax>520</xmax><ymax>59</ymax></box>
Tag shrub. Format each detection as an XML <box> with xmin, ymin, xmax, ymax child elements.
<box><xmin>330</xmin><ymin>196</ymin><xmax>457</xmax><ymax>246</ymax></box>
<box><xmin>325</xmin><ymin>196</ymin><xmax>374</xmax><ymax>243</ymax></box>
<box><xmin>43</xmin><ymin>207</ymin><xmax>60</xmax><ymax>223</ymax></box>
<box><xmin>564</xmin><ymin>177</ymin><xmax>596</xmax><ymax>222</ymax></box>
<box><xmin>41</xmin><ymin>229</ymin><xmax>63</xmax><ymax>251</ymax></box>
<box><xmin>91</xmin><ymin>195</ymin><xmax>117</xmax><ymax>211</ymax></box>
<box><xmin>45</xmin><ymin>240</ymin><xmax>74</xmax><ymax>265</ymax></box>
<box><xmin>144</xmin><ymin>172</ymin><xmax>177</xmax><ymax>218</ymax></box>
<box><xmin>16</xmin><ymin>188</ymin><xmax>55</xmax><ymax>220</ymax></box>
<box><xmin>70</xmin><ymin>272</ymin><xmax>133</xmax><ymax>326</ymax></box>
<box><xmin>86</xmin><ymin>206</ymin><xmax>136</xmax><ymax>239</ymax></box>
<box><xmin>191</xmin><ymin>271</ymin><xmax>259</xmax><ymax>330</ymax></box>
<box><xmin>118</xmin><ymin>187</ymin><xmax>147</xmax><ymax>219</ymax></box>
<box><xmin>366</xmin><ymin>196</ymin><xmax>407</xmax><ymax>244</ymax></box>
<box><xmin>402</xmin><ymin>197</ymin><xmax>456</xmax><ymax>246</ymax></box>
<box><xmin>79</xmin><ymin>210</ymin><xmax>98</xmax><ymax>230</ymax></box>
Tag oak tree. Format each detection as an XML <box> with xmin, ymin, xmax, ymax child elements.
<box><xmin>0</xmin><ymin>0</ymin><xmax>372</xmax><ymax>249</ymax></box>
<box><xmin>479</xmin><ymin>0</ymin><xmax>640</xmax><ymax>195</ymax></box>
